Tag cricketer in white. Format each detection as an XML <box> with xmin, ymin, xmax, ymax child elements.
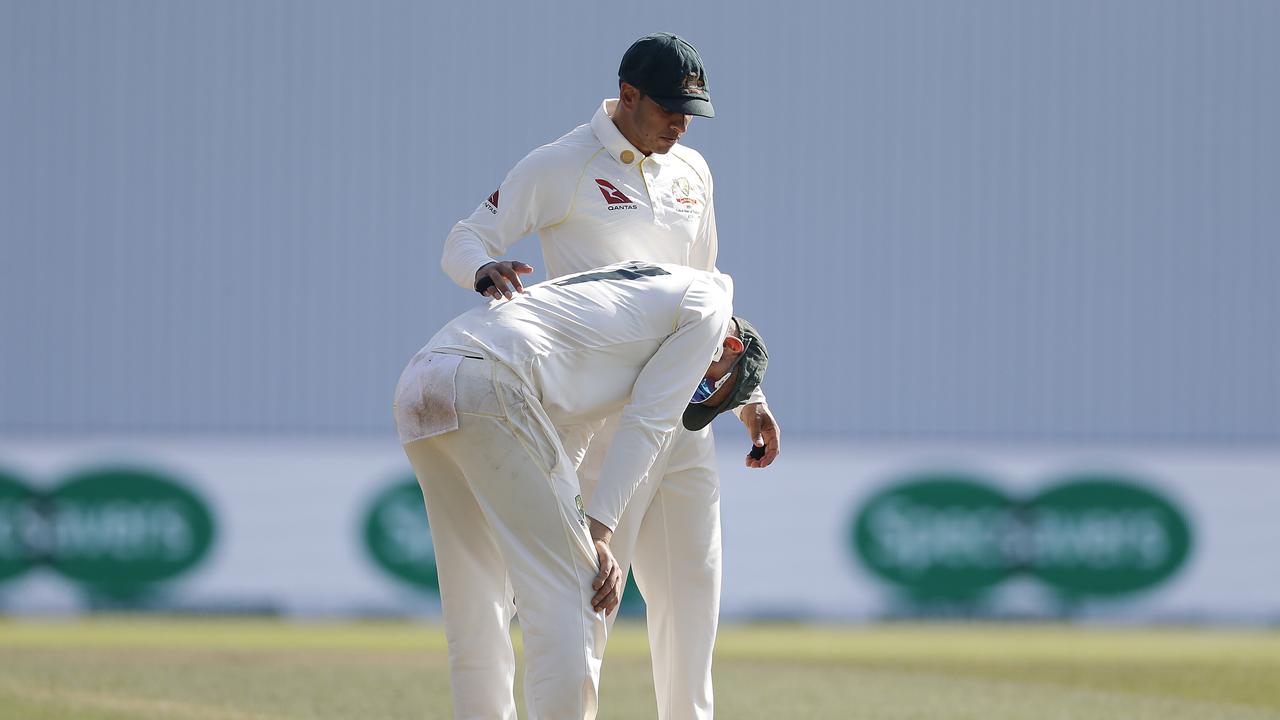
<box><xmin>438</xmin><ymin>34</ymin><xmax>781</xmax><ymax>720</ymax></box>
<box><xmin>440</xmin><ymin>97</ymin><xmax>776</xmax><ymax>720</ymax></box>
<box><xmin>393</xmin><ymin>262</ymin><xmax>763</xmax><ymax>720</ymax></box>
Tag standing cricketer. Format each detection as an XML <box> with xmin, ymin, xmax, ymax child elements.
<box><xmin>440</xmin><ymin>33</ymin><xmax>781</xmax><ymax>719</ymax></box>
<box><xmin>394</xmin><ymin>261</ymin><xmax>769</xmax><ymax>719</ymax></box>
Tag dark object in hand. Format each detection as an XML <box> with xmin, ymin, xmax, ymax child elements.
<box><xmin>475</xmin><ymin>276</ymin><xmax>496</xmax><ymax>295</ymax></box>
<box><xmin>749</xmin><ymin>444</ymin><xmax>767</xmax><ymax>460</ymax></box>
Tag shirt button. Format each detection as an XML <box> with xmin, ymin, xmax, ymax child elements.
<box><xmin>620</xmin><ymin>150</ymin><xmax>635</xmax><ymax>164</ymax></box>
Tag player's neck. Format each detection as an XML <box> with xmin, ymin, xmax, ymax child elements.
<box><xmin>609</xmin><ymin>114</ymin><xmax>653</xmax><ymax>157</ymax></box>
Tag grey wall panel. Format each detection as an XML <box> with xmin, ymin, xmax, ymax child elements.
<box><xmin>2</xmin><ymin>1</ymin><xmax>1278</xmax><ymax>440</ymax></box>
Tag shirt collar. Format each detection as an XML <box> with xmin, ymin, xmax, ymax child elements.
<box><xmin>591</xmin><ymin>99</ymin><xmax>667</xmax><ymax>167</ymax></box>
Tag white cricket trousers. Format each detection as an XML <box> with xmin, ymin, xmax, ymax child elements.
<box><xmin>401</xmin><ymin>355</ymin><xmax>607</xmax><ymax>720</ymax></box>
<box><xmin>577</xmin><ymin>416</ymin><xmax>721</xmax><ymax>720</ymax></box>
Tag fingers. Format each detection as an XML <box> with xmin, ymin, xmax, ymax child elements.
<box><xmin>592</xmin><ymin>567</ymin><xmax>620</xmax><ymax>613</ymax></box>
<box><xmin>484</xmin><ymin>273</ymin><xmax>505</xmax><ymax>300</ymax></box>
<box><xmin>745</xmin><ymin>412</ymin><xmax>781</xmax><ymax>468</ymax></box>
<box><xmin>477</xmin><ymin>261</ymin><xmax>535</xmax><ymax>300</ymax></box>
<box><xmin>756</xmin><ymin>420</ymin><xmax>781</xmax><ymax>467</ymax></box>
<box><xmin>498</xmin><ymin>263</ymin><xmax>527</xmax><ymax>297</ymax></box>
<box><xmin>482</xmin><ymin>277</ymin><xmax>501</xmax><ymax>300</ymax></box>
<box><xmin>592</xmin><ymin>543</ymin><xmax>610</xmax><ymax>590</ymax></box>
<box><xmin>487</xmin><ymin>266</ymin><xmax>516</xmax><ymax>299</ymax></box>
<box><xmin>747</xmin><ymin>440</ymin><xmax>779</xmax><ymax>468</ymax></box>
<box><xmin>591</xmin><ymin>541</ymin><xmax>623</xmax><ymax>614</ymax></box>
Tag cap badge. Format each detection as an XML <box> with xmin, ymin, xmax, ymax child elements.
<box><xmin>681</xmin><ymin>74</ymin><xmax>707</xmax><ymax>97</ymax></box>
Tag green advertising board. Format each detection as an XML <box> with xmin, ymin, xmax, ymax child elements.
<box><xmin>853</xmin><ymin>472</ymin><xmax>1193</xmax><ymax>600</ymax></box>
<box><xmin>0</xmin><ymin>465</ymin><xmax>217</xmax><ymax>594</ymax></box>
<box><xmin>0</xmin><ymin>469</ymin><xmax>39</xmax><ymax>582</ymax></box>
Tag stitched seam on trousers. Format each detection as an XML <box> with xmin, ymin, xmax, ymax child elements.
<box><xmin>492</xmin><ymin>364</ymin><xmax>591</xmax><ymax>719</ymax></box>
<box><xmin>658</xmin><ymin>488</ymin><xmax>677</xmax><ymax>720</ymax></box>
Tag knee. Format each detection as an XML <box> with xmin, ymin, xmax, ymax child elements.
<box><xmin>442</xmin><ymin>601</ymin><xmax>509</xmax><ymax>658</ymax></box>
<box><xmin>525</xmin><ymin>641</ymin><xmax>600</xmax><ymax>719</ymax></box>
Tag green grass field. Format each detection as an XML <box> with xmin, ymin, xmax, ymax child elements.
<box><xmin>1</xmin><ymin>619</ymin><xmax>1277</xmax><ymax>719</ymax></box>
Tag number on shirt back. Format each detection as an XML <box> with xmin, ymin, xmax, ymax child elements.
<box><xmin>553</xmin><ymin>261</ymin><xmax>670</xmax><ymax>286</ymax></box>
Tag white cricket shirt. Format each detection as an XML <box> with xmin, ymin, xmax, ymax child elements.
<box><xmin>440</xmin><ymin>99</ymin><xmax>765</xmax><ymax>409</ymax></box>
<box><xmin>442</xmin><ymin>99</ymin><xmax>717</xmax><ymax>286</ymax></box>
<box><xmin>421</xmin><ymin>262</ymin><xmax>733</xmax><ymax>530</ymax></box>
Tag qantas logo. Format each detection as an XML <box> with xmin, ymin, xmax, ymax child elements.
<box><xmin>483</xmin><ymin>188</ymin><xmax>499</xmax><ymax>214</ymax></box>
<box><xmin>595</xmin><ymin>179</ymin><xmax>636</xmax><ymax>209</ymax></box>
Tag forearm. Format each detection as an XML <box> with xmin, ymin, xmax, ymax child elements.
<box><xmin>587</xmin><ymin>517</ymin><xmax>613</xmax><ymax>543</ymax></box>
<box><xmin>441</xmin><ymin>223</ymin><xmax>498</xmax><ymax>289</ymax></box>
<box><xmin>583</xmin><ymin>419</ymin><xmax>671</xmax><ymax>531</ymax></box>
<box><xmin>731</xmin><ymin>384</ymin><xmax>767</xmax><ymax>418</ymax></box>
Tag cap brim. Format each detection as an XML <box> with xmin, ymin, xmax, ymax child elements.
<box><xmin>681</xmin><ymin>367</ymin><xmax>744</xmax><ymax>431</ymax></box>
<box><xmin>682</xmin><ymin>394</ymin><xmax>727</xmax><ymax>431</ymax></box>
<box><xmin>651</xmin><ymin>95</ymin><xmax>715</xmax><ymax>118</ymax></box>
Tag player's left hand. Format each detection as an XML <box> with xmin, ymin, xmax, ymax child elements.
<box><xmin>591</xmin><ymin>539</ymin><xmax>623</xmax><ymax>615</ymax></box>
<box><xmin>740</xmin><ymin>402</ymin><xmax>780</xmax><ymax>468</ymax></box>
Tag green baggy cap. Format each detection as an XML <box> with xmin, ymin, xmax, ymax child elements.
<box><xmin>619</xmin><ymin>32</ymin><xmax>715</xmax><ymax>118</ymax></box>
<box><xmin>682</xmin><ymin>316</ymin><xmax>768</xmax><ymax>431</ymax></box>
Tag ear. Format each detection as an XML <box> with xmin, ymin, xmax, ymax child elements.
<box><xmin>619</xmin><ymin>82</ymin><xmax>641</xmax><ymax>109</ymax></box>
<box><xmin>723</xmin><ymin>335</ymin><xmax>745</xmax><ymax>354</ymax></box>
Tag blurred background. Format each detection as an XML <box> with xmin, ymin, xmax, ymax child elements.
<box><xmin>2</xmin><ymin>0</ymin><xmax>1278</xmax><ymax>624</ymax></box>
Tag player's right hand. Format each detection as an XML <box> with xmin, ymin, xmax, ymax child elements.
<box><xmin>591</xmin><ymin>539</ymin><xmax>622</xmax><ymax>615</ymax></box>
<box><xmin>475</xmin><ymin>260</ymin><xmax>534</xmax><ymax>300</ymax></box>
